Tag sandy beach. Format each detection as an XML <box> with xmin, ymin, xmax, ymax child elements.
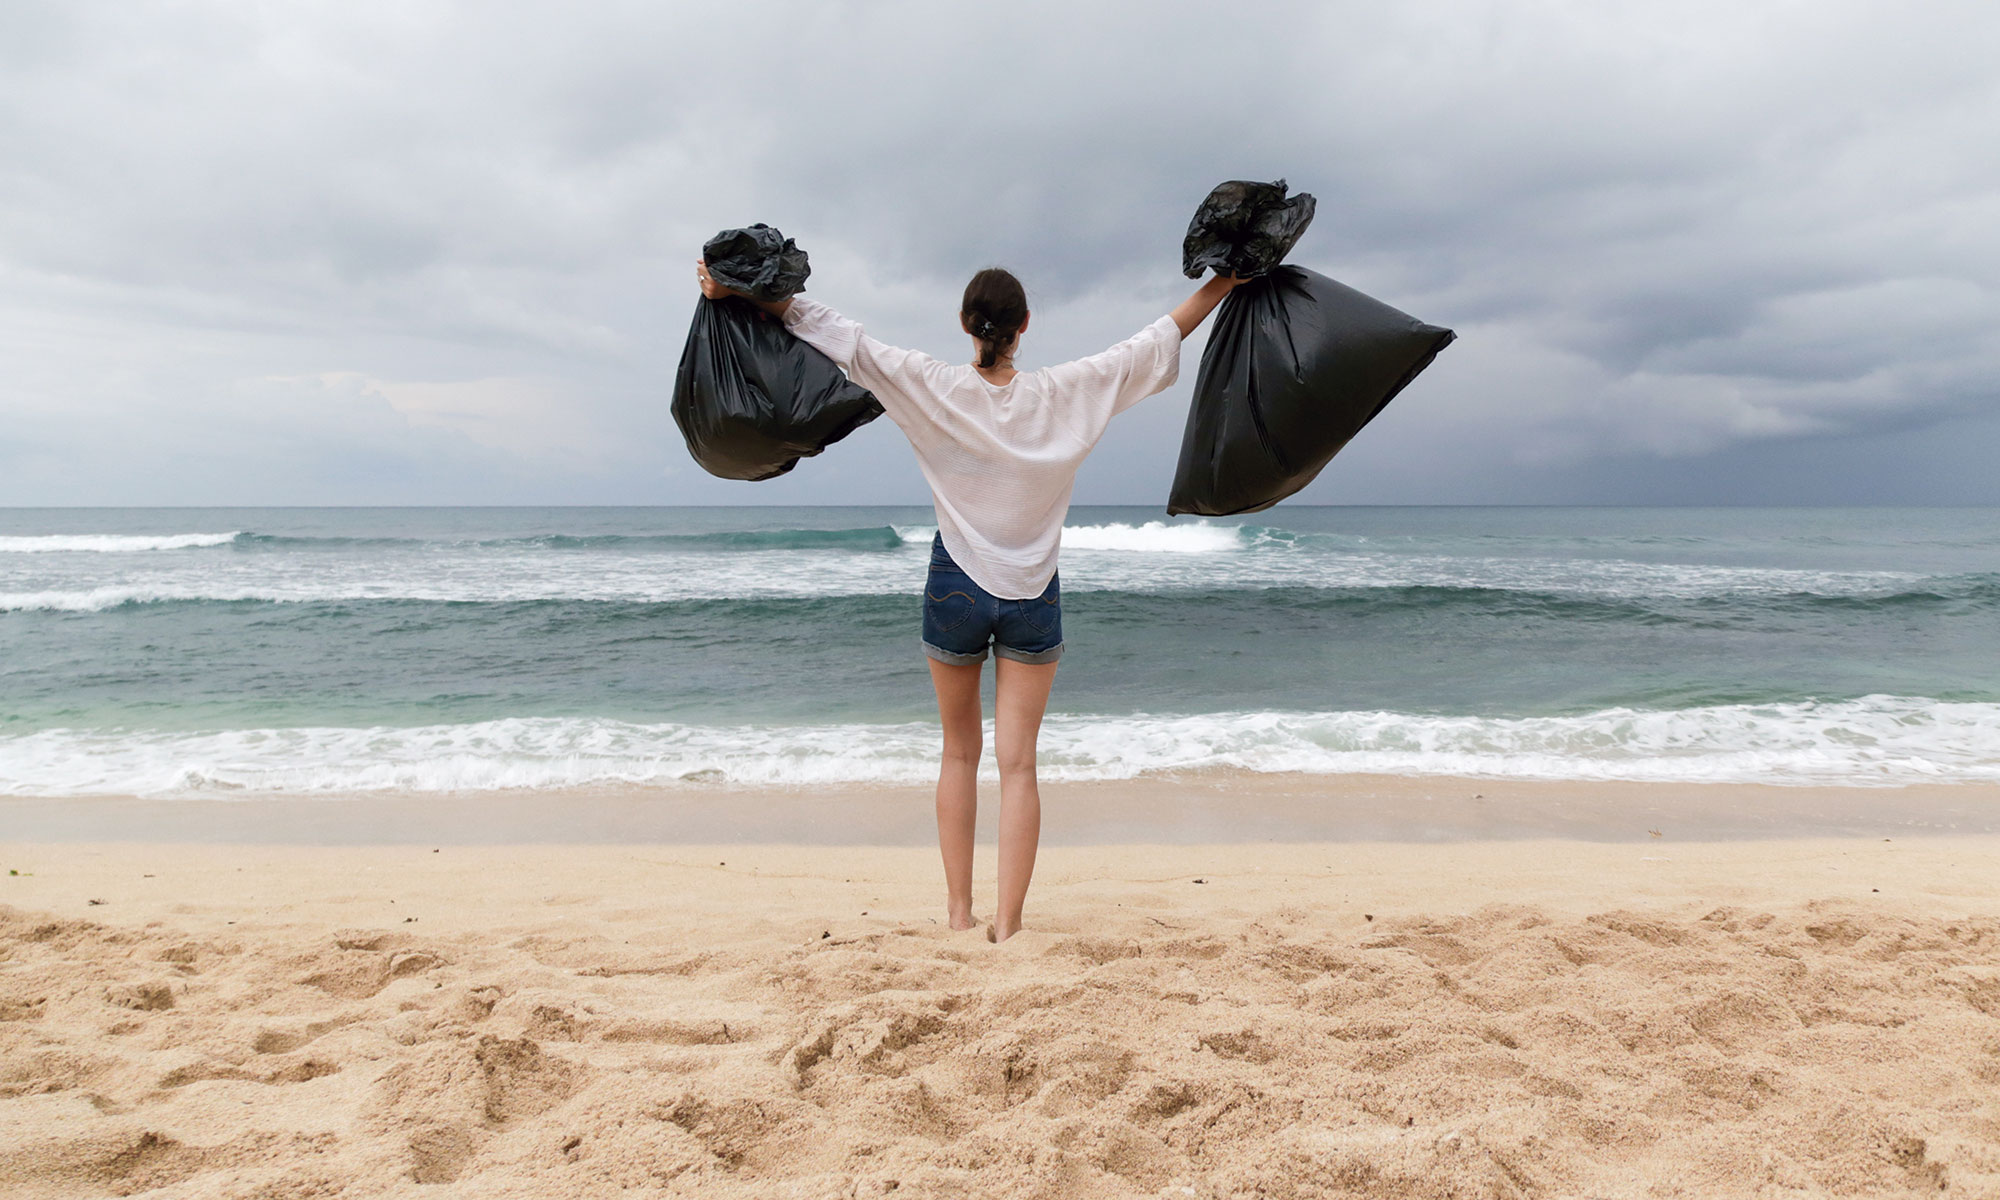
<box><xmin>5</xmin><ymin>780</ymin><xmax>2000</xmax><ymax>1197</ymax></box>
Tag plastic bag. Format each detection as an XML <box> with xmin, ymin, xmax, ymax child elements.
<box><xmin>672</xmin><ymin>299</ymin><xmax>883</xmax><ymax>481</ymax></box>
<box><xmin>672</xmin><ymin>226</ymin><xmax>881</xmax><ymax>481</ymax></box>
<box><xmin>1181</xmin><ymin>179</ymin><xmax>1317</xmax><ymax>280</ymax></box>
<box><xmin>1168</xmin><ymin>266</ymin><xmax>1455</xmax><ymax>515</ymax></box>
<box><xmin>701</xmin><ymin>224</ymin><xmax>810</xmax><ymax>302</ymax></box>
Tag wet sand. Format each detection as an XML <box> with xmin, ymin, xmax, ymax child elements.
<box><xmin>7</xmin><ymin>773</ymin><xmax>1999</xmax><ymax>844</ymax></box>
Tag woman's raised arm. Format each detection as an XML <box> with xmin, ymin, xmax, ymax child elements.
<box><xmin>1169</xmin><ymin>273</ymin><xmax>1249</xmax><ymax>339</ymax></box>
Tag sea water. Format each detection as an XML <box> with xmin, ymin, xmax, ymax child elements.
<box><xmin>2</xmin><ymin>506</ymin><xmax>1996</xmax><ymax>796</ymax></box>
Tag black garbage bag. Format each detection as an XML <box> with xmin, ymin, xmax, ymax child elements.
<box><xmin>672</xmin><ymin>298</ymin><xmax>883</xmax><ymax>481</ymax></box>
<box><xmin>672</xmin><ymin>225</ymin><xmax>882</xmax><ymax>481</ymax></box>
<box><xmin>1181</xmin><ymin>179</ymin><xmax>1317</xmax><ymax>279</ymax></box>
<box><xmin>1167</xmin><ymin>266</ymin><xmax>1455</xmax><ymax>516</ymax></box>
<box><xmin>701</xmin><ymin>223</ymin><xmax>810</xmax><ymax>302</ymax></box>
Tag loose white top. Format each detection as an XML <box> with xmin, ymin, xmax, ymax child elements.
<box><xmin>783</xmin><ymin>297</ymin><xmax>1181</xmax><ymax>598</ymax></box>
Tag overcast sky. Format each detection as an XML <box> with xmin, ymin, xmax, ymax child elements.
<box><xmin>3</xmin><ymin>1</ymin><xmax>1996</xmax><ymax>507</ymax></box>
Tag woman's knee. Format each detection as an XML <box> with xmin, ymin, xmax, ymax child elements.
<box><xmin>994</xmin><ymin>743</ymin><xmax>1037</xmax><ymax>779</ymax></box>
<box><xmin>940</xmin><ymin>725</ymin><xmax>983</xmax><ymax>768</ymax></box>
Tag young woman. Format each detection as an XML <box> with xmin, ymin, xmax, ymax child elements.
<box><xmin>696</xmin><ymin>257</ymin><xmax>1243</xmax><ymax>941</ymax></box>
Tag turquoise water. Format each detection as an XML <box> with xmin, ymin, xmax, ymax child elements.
<box><xmin>2</xmin><ymin>506</ymin><xmax>1996</xmax><ymax>793</ymax></box>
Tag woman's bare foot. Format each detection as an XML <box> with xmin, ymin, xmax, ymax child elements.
<box><xmin>988</xmin><ymin>918</ymin><xmax>1020</xmax><ymax>943</ymax></box>
<box><xmin>948</xmin><ymin>908</ymin><xmax>977</xmax><ymax>932</ymax></box>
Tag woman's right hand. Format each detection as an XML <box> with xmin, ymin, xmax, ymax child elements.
<box><xmin>696</xmin><ymin>260</ymin><xmax>733</xmax><ymax>300</ymax></box>
<box><xmin>696</xmin><ymin>259</ymin><xmax>796</xmax><ymax>320</ymax></box>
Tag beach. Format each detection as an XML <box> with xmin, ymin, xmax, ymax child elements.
<box><xmin>7</xmin><ymin>778</ymin><xmax>2000</xmax><ymax>1198</ymax></box>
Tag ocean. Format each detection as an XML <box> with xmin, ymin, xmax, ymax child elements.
<box><xmin>2</xmin><ymin>506</ymin><xmax>1996</xmax><ymax>797</ymax></box>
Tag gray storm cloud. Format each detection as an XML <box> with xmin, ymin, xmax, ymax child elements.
<box><xmin>1</xmin><ymin>1</ymin><xmax>1995</xmax><ymax>505</ymax></box>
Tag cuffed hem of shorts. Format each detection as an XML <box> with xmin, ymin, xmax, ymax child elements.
<box><xmin>994</xmin><ymin>641</ymin><xmax>1064</xmax><ymax>665</ymax></box>
<box><xmin>922</xmin><ymin>640</ymin><xmax>989</xmax><ymax>665</ymax></box>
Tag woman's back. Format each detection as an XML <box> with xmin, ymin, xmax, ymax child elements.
<box><xmin>781</xmin><ymin>296</ymin><xmax>1180</xmax><ymax>598</ymax></box>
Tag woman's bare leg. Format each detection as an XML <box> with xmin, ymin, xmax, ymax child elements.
<box><xmin>992</xmin><ymin>657</ymin><xmax>1058</xmax><ymax>942</ymax></box>
<box><xmin>927</xmin><ymin>658</ymin><xmax>984</xmax><ymax>930</ymax></box>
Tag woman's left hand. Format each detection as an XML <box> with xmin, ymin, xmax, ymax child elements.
<box><xmin>1169</xmin><ymin>271</ymin><xmax>1251</xmax><ymax>338</ymax></box>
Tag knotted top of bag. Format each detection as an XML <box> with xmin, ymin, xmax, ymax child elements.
<box><xmin>703</xmin><ymin>224</ymin><xmax>811</xmax><ymax>302</ymax></box>
<box><xmin>1181</xmin><ymin>179</ymin><xmax>1317</xmax><ymax>280</ymax></box>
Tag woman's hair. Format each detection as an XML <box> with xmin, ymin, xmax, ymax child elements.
<box><xmin>961</xmin><ymin>267</ymin><xmax>1028</xmax><ymax>369</ymax></box>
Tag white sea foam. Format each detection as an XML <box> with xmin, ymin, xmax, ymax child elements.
<box><xmin>1061</xmin><ymin>521</ymin><xmax>1243</xmax><ymax>553</ymax></box>
<box><xmin>894</xmin><ymin>521</ymin><xmax>1243</xmax><ymax>554</ymax></box>
<box><xmin>0</xmin><ymin>532</ymin><xmax>239</xmax><ymax>553</ymax></box>
<box><xmin>4</xmin><ymin>696</ymin><xmax>1994</xmax><ymax>797</ymax></box>
<box><xmin>0</xmin><ymin>586</ymin><xmax>317</xmax><ymax>612</ymax></box>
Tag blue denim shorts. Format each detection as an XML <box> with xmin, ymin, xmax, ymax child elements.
<box><xmin>921</xmin><ymin>534</ymin><xmax>1063</xmax><ymax>666</ymax></box>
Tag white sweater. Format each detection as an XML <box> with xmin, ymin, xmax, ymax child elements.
<box><xmin>783</xmin><ymin>297</ymin><xmax>1181</xmax><ymax>599</ymax></box>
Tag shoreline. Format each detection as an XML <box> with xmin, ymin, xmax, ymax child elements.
<box><xmin>8</xmin><ymin>836</ymin><xmax>1998</xmax><ymax>933</ymax></box>
<box><xmin>5</xmin><ymin>773</ymin><xmax>1998</xmax><ymax>845</ymax></box>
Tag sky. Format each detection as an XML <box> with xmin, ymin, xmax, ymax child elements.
<box><xmin>2</xmin><ymin>1</ymin><xmax>1996</xmax><ymax>507</ymax></box>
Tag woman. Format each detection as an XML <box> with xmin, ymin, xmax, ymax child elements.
<box><xmin>697</xmin><ymin>257</ymin><xmax>1243</xmax><ymax>941</ymax></box>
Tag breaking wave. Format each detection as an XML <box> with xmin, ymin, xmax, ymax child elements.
<box><xmin>0</xmin><ymin>532</ymin><xmax>240</xmax><ymax>553</ymax></box>
<box><xmin>4</xmin><ymin>696</ymin><xmax>1995</xmax><ymax>796</ymax></box>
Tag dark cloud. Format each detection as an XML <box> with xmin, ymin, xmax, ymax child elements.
<box><xmin>1</xmin><ymin>1</ymin><xmax>1995</xmax><ymax>505</ymax></box>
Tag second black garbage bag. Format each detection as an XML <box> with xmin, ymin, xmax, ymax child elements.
<box><xmin>1169</xmin><ymin>267</ymin><xmax>1456</xmax><ymax>515</ymax></box>
<box><xmin>1169</xmin><ymin>179</ymin><xmax>1455</xmax><ymax>515</ymax></box>
<box><xmin>673</xmin><ymin>226</ymin><xmax>883</xmax><ymax>481</ymax></box>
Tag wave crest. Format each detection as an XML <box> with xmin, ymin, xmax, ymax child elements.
<box><xmin>0</xmin><ymin>532</ymin><xmax>240</xmax><ymax>553</ymax></box>
<box><xmin>1061</xmin><ymin>521</ymin><xmax>1242</xmax><ymax>553</ymax></box>
<box><xmin>4</xmin><ymin>696</ymin><xmax>1994</xmax><ymax>796</ymax></box>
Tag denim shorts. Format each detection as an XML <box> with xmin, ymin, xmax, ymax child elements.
<box><xmin>921</xmin><ymin>534</ymin><xmax>1063</xmax><ymax>666</ymax></box>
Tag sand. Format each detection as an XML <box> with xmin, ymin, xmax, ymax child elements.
<box><xmin>4</xmin><ymin>826</ymin><xmax>2000</xmax><ymax>1198</ymax></box>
